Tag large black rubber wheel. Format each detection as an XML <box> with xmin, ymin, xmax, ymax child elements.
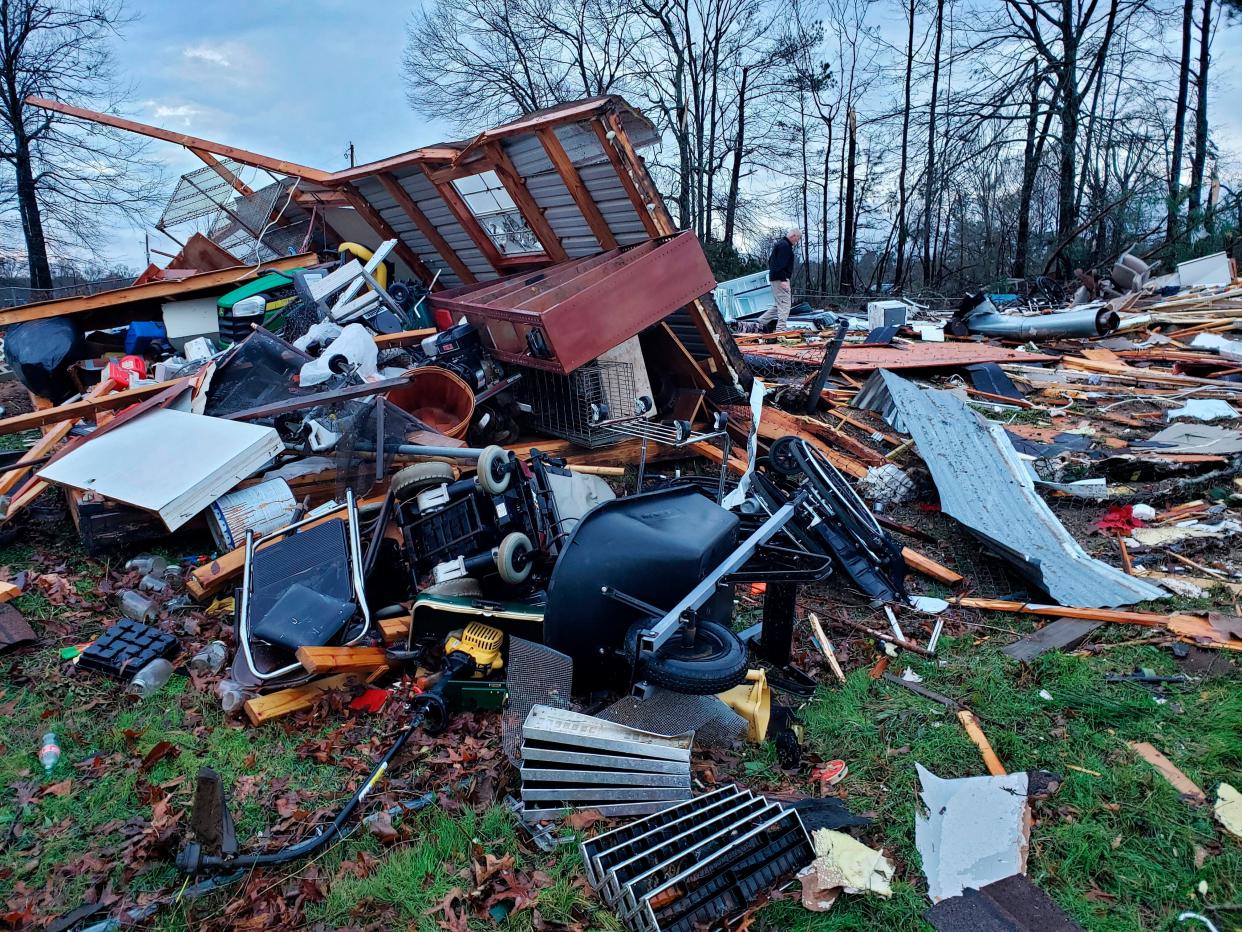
<box><xmin>626</xmin><ymin>619</ymin><xmax>749</xmax><ymax>695</ymax></box>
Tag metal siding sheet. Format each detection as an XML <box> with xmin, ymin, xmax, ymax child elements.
<box><xmin>345</xmin><ymin>177</ymin><xmax>464</xmax><ymax>286</ymax></box>
<box><xmin>870</xmin><ymin>371</ymin><xmax>1166</xmax><ymax>608</ymax></box>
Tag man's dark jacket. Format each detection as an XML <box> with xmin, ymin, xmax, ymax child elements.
<box><xmin>768</xmin><ymin>237</ymin><xmax>795</xmax><ymax>281</ymax></box>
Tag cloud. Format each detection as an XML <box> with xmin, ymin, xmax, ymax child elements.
<box><xmin>183</xmin><ymin>44</ymin><xmax>230</xmax><ymax>67</ymax></box>
<box><xmin>147</xmin><ymin>103</ymin><xmax>200</xmax><ymax>126</ymax></box>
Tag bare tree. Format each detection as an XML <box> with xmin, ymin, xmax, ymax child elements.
<box><xmin>0</xmin><ymin>0</ymin><xmax>159</xmax><ymax>290</ymax></box>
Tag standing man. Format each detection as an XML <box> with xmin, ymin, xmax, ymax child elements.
<box><xmin>755</xmin><ymin>229</ymin><xmax>801</xmax><ymax>332</ymax></box>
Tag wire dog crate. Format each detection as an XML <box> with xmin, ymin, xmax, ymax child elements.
<box><xmin>517</xmin><ymin>359</ymin><xmax>640</xmax><ymax>449</ymax></box>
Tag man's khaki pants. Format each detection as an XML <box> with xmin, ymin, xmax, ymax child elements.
<box><xmin>756</xmin><ymin>279</ymin><xmax>792</xmax><ymax>329</ymax></box>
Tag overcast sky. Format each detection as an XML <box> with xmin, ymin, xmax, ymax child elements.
<box><xmin>103</xmin><ymin>1</ymin><xmax>1242</xmax><ymax>269</ymax></box>
<box><xmin>105</xmin><ymin>0</ymin><xmax>454</xmax><ymax>266</ymax></box>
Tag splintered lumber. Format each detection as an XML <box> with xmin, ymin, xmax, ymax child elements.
<box><xmin>1001</xmin><ymin>618</ymin><xmax>1102</xmax><ymax>662</ymax></box>
<box><xmin>952</xmin><ymin>597</ymin><xmax>1242</xmax><ymax>652</ymax></box>
<box><xmin>952</xmin><ymin>597</ymin><xmax>1186</xmax><ymax>627</ymax></box>
<box><xmin>902</xmin><ymin>548</ymin><xmax>963</xmax><ymax>585</ymax></box>
<box><xmin>243</xmin><ymin>673</ymin><xmax>359</xmax><ymax>726</ymax></box>
<box><xmin>0</xmin><ymin>582</ymin><xmax>21</xmax><ymax>603</ymax></box>
<box><xmin>1127</xmin><ymin>741</ymin><xmax>1206</xmax><ymax>804</ymax></box>
<box><xmin>723</xmin><ymin>404</ymin><xmax>870</xmax><ymax>478</ymax></box>
<box><xmin>0</xmin><ymin>377</ymin><xmax>190</xmax><ymax>437</ymax></box>
<box><xmin>296</xmin><ymin>645</ymin><xmax>391</xmax><ymax>675</ymax></box>
<box><xmin>957</xmin><ymin>710</ymin><xmax>1006</xmax><ymax>776</ymax></box>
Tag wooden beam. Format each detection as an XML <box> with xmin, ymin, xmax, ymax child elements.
<box><xmin>589</xmin><ymin>119</ymin><xmax>660</xmax><ymax>236</ymax></box>
<box><xmin>296</xmin><ymin>645</ymin><xmax>391</xmax><ymax>675</ymax></box>
<box><xmin>26</xmin><ymin>96</ymin><xmax>333</xmax><ymax>183</ymax></box>
<box><xmin>428</xmin><ymin>175</ymin><xmax>506</xmax><ymax>272</ymax></box>
<box><xmin>0</xmin><ymin>254</ymin><xmax>313</xmax><ymax>326</ymax></box>
<box><xmin>338</xmin><ymin>185</ymin><xmax>437</xmax><ymax>285</ymax></box>
<box><xmin>188</xmin><ymin>147</ymin><xmax>254</xmax><ymax>196</ymax></box>
<box><xmin>536</xmin><ymin>128</ymin><xmax>618</xmax><ymax>249</ymax></box>
<box><xmin>0</xmin><ymin>378</ymin><xmax>190</xmax><ymax>437</ymax></box>
<box><xmin>375</xmin><ymin>173</ymin><xmax>477</xmax><ymax>284</ymax></box>
<box><xmin>243</xmin><ymin>673</ymin><xmax>360</xmax><ymax>726</ymax></box>
<box><xmin>485</xmin><ymin>143</ymin><xmax>567</xmax><ymax>262</ymax></box>
<box><xmin>902</xmin><ymin>548</ymin><xmax>963</xmax><ymax>585</ymax></box>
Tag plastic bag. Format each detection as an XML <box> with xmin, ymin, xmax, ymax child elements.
<box><xmin>298</xmin><ymin>323</ymin><xmax>377</xmax><ymax>387</ymax></box>
<box><xmin>3</xmin><ymin>319</ymin><xmax>84</xmax><ymax>402</ymax></box>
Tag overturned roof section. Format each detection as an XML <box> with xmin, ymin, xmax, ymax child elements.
<box><xmin>27</xmin><ymin>95</ymin><xmax>747</xmax><ymax>389</ymax></box>
<box><xmin>863</xmin><ymin>370</ymin><xmax>1165</xmax><ymax>609</ymax></box>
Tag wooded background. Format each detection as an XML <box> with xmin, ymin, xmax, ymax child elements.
<box><xmin>407</xmin><ymin>0</ymin><xmax>1242</xmax><ymax>298</ymax></box>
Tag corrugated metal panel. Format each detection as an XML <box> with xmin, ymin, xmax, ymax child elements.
<box><xmin>867</xmin><ymin>371</ymin><xmax>1165</xmax><ymax>608</ymax></box>
<box><xmin>504</xmin><ymin>134</ymin><xmax>601</xmax><ymax>256</ymax></box>
<box><xmin>352</xmin><ymin>176</ymin><xmax>463</xmax><ymax>287</ymax></box>
<box><xmin>391</xmin><ymin>167</ymin><xmax>497</xmax><ymax>281</ymax></box>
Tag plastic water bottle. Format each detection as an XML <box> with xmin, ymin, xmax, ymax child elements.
<box><xmin>117</xmin><ymin>590</ymin><xmax>158</xmax><ymax>623</ymax></box>
<box><xmin>38</xmin><ymin>732</ymin><xmax>60</xmax><ymax>773</ymax></box>
<box><xmin>190</xmin><ymin>641</ymin><xmax>228</xmax><ymax>674</ymax></box>
<box><xmin>217</xmin><ymin>679</ymin><xmax>246</xmax><ymax>713</ymax></box>
<box><xmin>127</xmin><ymin>659</ymin><xmax>174</xmax><ymax>698</ymax></box>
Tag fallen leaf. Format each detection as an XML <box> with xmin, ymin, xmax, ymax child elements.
<box><xmin>367</xmin><ymin>810</ymin><xmax>399</xmax><ymax>843</ymax></box>
<box><xmin>42</xmin><ymin>779</ymin><xmax>72</xmax><ymax>798</ymax></box>
<box><xmin>139</xmin><ymin>740</ymin><xmax>179</xmax><ymax>773</ymax></box>
<box><xmin>564</xmin><ymin>809</ymin><xmax>607</xmax><ymax>832</ymax></box>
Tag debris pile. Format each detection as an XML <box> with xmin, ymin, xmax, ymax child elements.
<box><xmin>0</xmin><ymin>94</ymin><xmax>1238</xmax><ymax>930</ymax></box>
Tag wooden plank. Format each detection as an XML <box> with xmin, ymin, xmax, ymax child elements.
<box><xmin>1127</xmin><ymin>741</ymin><xmax>1206</xmax><ymax>803</ymax></box>
<box><xmin>0</xmin><ymin>581</ymin><xmax>21</xmax><ymax>603</ymax></box>
<box><xmin>1001</xmin><ymin>618</ymin><xmax>1102</xmax><ymax>662</ymax></box>
<box><xmin>337</xmin><ymin>185</ymin><xmax>437</xmax><ymax>285</ymax></box>
<box><xmin>374</xmin><ymin>327</ymin><xmax>436</xmax><ymax>349</ymax></box>
<box><xmin>485</xmin><ymin>144</ymin><xmax>567</xmax><ymax>262</ymax></box>
<box><xmin>376</xmin><ymin>173</ymin><xmax>477</xmax><ymax>284</ymax></box>
<box><xmin>724</xmin><ymin>405</ymin><xmax>870</xmax><ymax>478</ymax></box>
<box><xmin>428</xmin><ymin>175</ymin><xmax>506</xmax><ymax>271</ymax></box>
<box><xmin>901</xmin><ymin>548</ymin><xmax>963</xmax><ymax>585</ymax></box>
<box><xmin>0</xmin><ymin>254</ymin><xmax>312</xmax><ymax>327</ymax></box>
<box><xmin>26</xmin><ymin>97</ymin><xmax>333</xmax><ymax>182</ymax></box>
<box><xmin>0</xmin><ymin>378</ymin><xmax>189</xmax><ymax>437</ymax></box>
<box><xmin>295</xmin><ymin>645</ymin><xmax>391</xmax><ymax>675</ymax></box>
<box><xmin>957</xmin><ymin>709</ymin><xmax>1006</xmax><ymax>776</ymax></box>
<box><xmin>0</xmin><ymin>420</ymin><xmax>76</xmax><ymax>497</ymax></box>
<box><xmin>589</xmin><ymin>119</ymin><xmax>660</xmax><ymax>237</ymax></box>
<box><xmin>536</xmin><ymin>128</ymin><xmax>619</xmax><ymax>249</ymax></box>
<box><xmin>243</xmin><ymin>673</ymin><xmax>359</xmax><ymax>726</ymax></box>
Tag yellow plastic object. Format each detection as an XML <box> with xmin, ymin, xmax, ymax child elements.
<box><xmin>717</xmin><ymin>669</ymin><xmax>772</xmax><ymax>742</ymax></box>
<box><xmin>444</xmin><ymin>622</ymin><xmax>504</xmax><ymax>677</ymax></box>
<box><xmin>337</xmin><ymin>242</ymin><xmax>389</xmax><ymax>291</ymax></box>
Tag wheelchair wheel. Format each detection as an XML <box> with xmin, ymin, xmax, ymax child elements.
<box><xmin>477</xmin><ymin>445</ymin><xmax>511</xmax><ymax>495</ymax></box>
<box><xmin>495</xmin><ymin>532</ymin><xmax>533</xmax><ymax>584</ymax></box>
<box><xmin>392</xmin><ymin>461</ymin><xmax>455</xmax><ymax>503</ymax></box>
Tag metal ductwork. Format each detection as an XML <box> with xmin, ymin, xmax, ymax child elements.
<box><xmin>955</xmin><ymin>293</ymin><xmax>1119</xmax><ymax>340</ymax></box>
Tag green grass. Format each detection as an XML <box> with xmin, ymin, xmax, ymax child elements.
<box><xmin>0</xmin><ymin>534</ymin><xmax>1238</xmax><ymax>930</ymax></box>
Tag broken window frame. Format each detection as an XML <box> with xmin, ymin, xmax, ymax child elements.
<box><xmin>450</xmin><ymin>169</ymin><xmax>546</xmax><ymax>259</ymax></box>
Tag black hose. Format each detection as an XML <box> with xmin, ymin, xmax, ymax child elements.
<box><xmin>178</xmin><ymin>651</ymin><xmax>475</xmax><ymax>875</ymax></box>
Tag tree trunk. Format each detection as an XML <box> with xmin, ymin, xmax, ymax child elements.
<box><xmin>1054</xmin><ymin>0</ymin><xmax>1080</xmax><ymax>278</ymax></box>
<box><xmin>14</xmin><ymin>134</ymin><xmax>54</xmax><ymax>292</ymax></box>
<box><xmin>840</xmin><ymin>109</ymin><xmax>858</xmax><ymax>293</ymax></box>
<box><xmin>1013</xmin><ymin>72</ymin><xmax>1042</xmax><ymax>278</ymax></box>
<box><xmin>922</xmin><ymin>0</ymin><xmax>946</xmax><ymax>286</ymax></box>
<box><xmin>722</xmin><ymin>66</ymin><xmax>749</xmax><ymax>248</ymax></box>
<box><xmin>1188</xmin><ymin>0</ymin><xmax>1212</xmax><ymax>221</ymax></box>
<box><xmin>820</xmin><ymin>140</ymin><xmax>830</xmax><ymax>293</ymax></box>
<box><xmin>1168</xmin><ymin>0</ymin><xmax>1194</xmax><ymax>242</ymax></box>
<box><xmin>799</xmin><ymin>96</ymin><xmax>810</xmax><ymax>292</ymax></box>
<box><xmin>893</xmin><ymin>0</ymin><xmax>916</xmax><ymax>289</ymax></box>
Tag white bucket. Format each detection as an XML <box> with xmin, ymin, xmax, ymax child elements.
<box><xmin>207</xmin><ymin>478</ymin><xmax>298</xmax><ymax>551</ymax></box>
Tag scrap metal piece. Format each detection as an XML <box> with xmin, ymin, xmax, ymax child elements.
<box><xmin>597</xmin><ymin>687</ymin><xmax>747</xmax><ymax>749</ymax></box>
<box><xmin>915</xmin><ymin>764</ymin><xmax>1031</xmax><ymax>904</ymax></box>
<box><xmin>860</xmin><ymin>371</ymin><xmax>1164</xmax><ymax>609</ymax></box>
<box><xmin>523</xmin><ymin>705</ymin><xmax>692</xmax><ymax>761</ymax></box>
<box><xmin>581</xmin><ymin>786</ymin><xmax>814</xmax><ymax>932</ymax></box>
<box><xmin>502</xmin><ymin>637</ymin><xmax>574</xmax><ymax>764</ymax></box>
